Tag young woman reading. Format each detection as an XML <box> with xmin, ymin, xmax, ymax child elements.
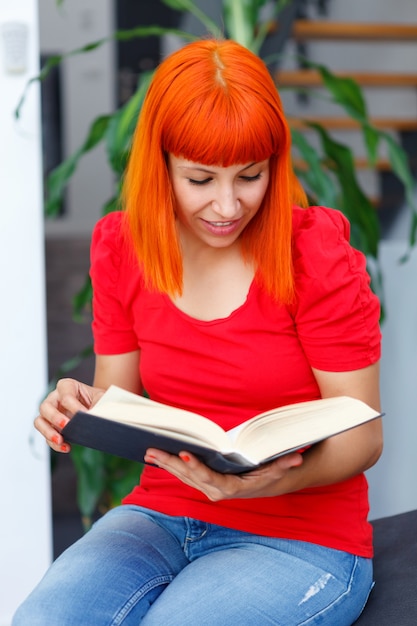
<box><xmin>14</xmin><ymin>38</ymin><xmax>382</xmax><ymax>626</ymax></box>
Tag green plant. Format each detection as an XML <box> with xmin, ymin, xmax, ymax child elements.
<box><xmin>22</xmin><ymin>0</ymin><xmax>416</xmax><ymax>528</ymax></box>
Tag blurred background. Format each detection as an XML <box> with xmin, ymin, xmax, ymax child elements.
<box><xmin>1</xmin><ymin>1</ymin><xmax>416</xmax><ymax>623</ymax></box>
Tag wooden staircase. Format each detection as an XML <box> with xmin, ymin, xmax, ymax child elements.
<box><xmin>278</xmin><ymin>69</ymin><xmax>417</xmax><ymax>89</ymax></box>
<box><xmin>274</xmin><ymin>18</ymin><xmax>417</xmax><ymax>231</ymax></box>
<box><xmin>291</xmin><ymin>21</ymin><xmax>417</xmax><ymax>42</ymax></box>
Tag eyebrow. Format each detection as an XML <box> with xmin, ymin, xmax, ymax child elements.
<box><xmin>179</xmin><ymin>162</ymin><xmax>258</xmax><ymax>174</ymax></box>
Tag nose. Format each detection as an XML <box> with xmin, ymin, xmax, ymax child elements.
<box><xmin>212</xmin><ymin>185</ymin><xmax>240</xmax><ymax>219</ymax></box>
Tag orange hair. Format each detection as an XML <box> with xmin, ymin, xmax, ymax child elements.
<box><xmin>123</xmin><ymin>39</ymin><xmax>307</xmax><ymax>302</ymax></box>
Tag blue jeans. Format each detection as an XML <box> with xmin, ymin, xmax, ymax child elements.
<box><xmin>13</xmin><ymin>505</ymin><xmax>373</xmax><ymax>625</ymax></box>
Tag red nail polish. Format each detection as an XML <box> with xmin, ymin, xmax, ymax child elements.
<box><xmin>60</xmin><ymin>444</ymin><xmax>69</xmax><ymax>453</ymax></box>
<box><xmin>59</xmin><ymin>419</ymin><xmax>67</xmax><ymax>429</ymax></box>
<box><xmin>52</xmin><ymin>434</ymin><xmax>59</xmax><ymax>445</ymax></box>
<box><xmin>180</xmin><ymin>453</ymin><xmax>190</xmax><ymax>463</ymax></box>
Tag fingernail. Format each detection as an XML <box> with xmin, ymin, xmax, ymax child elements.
<box><xmin>180</xmin><ymin>453</ymin><xmax>190</xmax><ymax>463</ymax></box>
<box><xmin>52</xmin><ymin>434</ymin><xmax>59</xmax><ymax>445</ymax></box>
<box><xmin>60</xmin><ymin>444</ymin><xmax>69</xmax><ymax>453</ymax></box>
<box><xmin>59</xmin><ymin>419</ymin><xmax>67</xmax><ymax>429</ymax></box>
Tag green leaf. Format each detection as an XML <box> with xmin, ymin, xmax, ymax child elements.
<box><xmin>45</xmin><ymin>115</ymin><xmax>111</xmax><ymax>216</ymax></box>
<box><xmin>223</xmin><ymin>0</ymin><xmax>256</xmax><ymax>49</ymax></box>
<box><xmin>308</xmin><ymin>123</ymin><xmax>380</xmax><ymax>264</ymax></box>
<box><xmin>70</xmin><ymin>446</ymin><xmax>107</xmax><ymax>527</ymax></box>
<box><xmin>295</xmin><ymin>61</ymin><xmax>383</xmax><ymax>165</ymax></box>
<box><xmin>291</xmin><ymin>129</ymin><xmax>339</xmax><ymax>208</ymax></box>
<box><xmin>72</xmin><ymin>275</ymin><xmax>92</xmax><ymax>322</ymax></box>
<box><xmin>362</xmin><ymin>123</ymin><xmax>380</xmax><ymax>166</ymax></box>
<box><xmin>223</xmin><ymin>0</ymin><xmax>281</xmax><ymax>50</ymax></box>
<box><xmin>251</xmin><ymin>0</ymin><xmax>292</xmax><ymax>54</ymax></box>
<box><xmin>113</xmin><ymin>25</ymin><xmax>198</xmax><ymax>44</ymax></box>
<box><xmin>162</xmin><ymin>0</ymin><xmax>223</xmax><ymax>38</ymax></box>
<box><xmin>103</xmin><ymin>456</ymin><xmax>143</xmax><ymax>509</ymax></box>
<box><xmin>298</xmin><ymin>61</ymin><xmax>416</xmax><ymax>254</ymax></box>
<box><xmin>161</xmin><ymin>0</ymin><xmax>198</xmax><ymax>9</ymax></box>
<box><xmin>106</xmin><ymin>72</ymin><xmax>153</xmax><ymax>175</ymax></box>
<box><xmin>82</xmin><ymin>115</ymin><xmax>112</xmax><ymax>152</ymax></box>
<box><xmin>102</xmin><ymin>195</ymin><xmax>121</xmax><ymax>215</ymax></box>
<box><xmin>45</xmin><ymin>156</ymin><xmax>78</xmax><ymax>217</ymax></box>
<box><xmin>381</xmin><ymin>132</ymin><xmax>417</xmax><ymax>250</ymax></box>
<box><xmin>309</xmin><ymin>61</ymin><xmax>368</xmax><ymax>121</ymax></box>
<box><xmin>15</xmin><ymin>26</ymin><xmax>197</xmax><ymax>119</ymax></box>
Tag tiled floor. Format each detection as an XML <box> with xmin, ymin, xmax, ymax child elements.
<box><xmin>45</xmin><ymin>237</ymin><xmax>95</xmax><ymax>556</ymax></box>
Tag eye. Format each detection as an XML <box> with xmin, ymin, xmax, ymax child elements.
<box><xmin>188</xmin><ymin>177</ymin><xmax>212</xmax><ymax>186</ymax></box>
<box><xmin>240</xmin><ymin>173</ymin><xmax>262</xmax><ymax>182</ymax></box>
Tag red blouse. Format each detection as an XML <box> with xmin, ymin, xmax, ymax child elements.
<box><xmin>90</xmin><ymin>205</ymin><xmax>381</xmax><ymax>557</ymax></box>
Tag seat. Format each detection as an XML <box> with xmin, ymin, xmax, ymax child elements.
<box><xmin>355</xmin><ymin>509</ymin><xmax>417</xmax><ymax>624</ymax></box>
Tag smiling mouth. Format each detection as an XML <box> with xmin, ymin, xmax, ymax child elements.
<box><xmin>207</xmin><ymin>221</ymin><xmax>235</xmax><ymax>227</ymax></box>
<box><xmin>201</xmin><ymin>217</ymin><xmax>243</xmax><ymax>236</ymax></box>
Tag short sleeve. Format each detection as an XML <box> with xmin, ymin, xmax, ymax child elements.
<box><xmin>291</xmin><ymin>205</ymin><xmax>381</xmax><ymax>371</ymax></box>
<box><xmin>90</xmin><ymin>211</ymin><xmax>140</xmax><ymax>354</ymax></box>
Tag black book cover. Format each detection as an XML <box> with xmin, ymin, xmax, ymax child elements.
<box><xmin>62</xmin><ymin>412</ymin><xmax>258</xmax><ymax>474</ymax></box>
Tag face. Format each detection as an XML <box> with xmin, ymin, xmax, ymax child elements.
<box><xmin>167</xmin><ymin>154</ymin><xmax>270</xmax><ymax>250</ymax></box>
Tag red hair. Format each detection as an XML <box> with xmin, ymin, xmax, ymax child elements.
<box><xmin>123</xmin><ymin>39</ymin><xmax>307</xmax><ymax>302</ymax></box>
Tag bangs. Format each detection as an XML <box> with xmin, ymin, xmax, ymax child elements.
<box><xmin>160</xmin><ymin>67</ymin><xmax>289</xmax><ymax>167</ymax></box>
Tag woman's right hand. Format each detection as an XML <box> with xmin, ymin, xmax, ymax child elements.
<box><xmin>34</xmin><ymin>378</ymin><xmax>104</xmax><ymax>453</ymax></box>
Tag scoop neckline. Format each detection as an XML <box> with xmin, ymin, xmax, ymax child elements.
<box><xmin>162</xmin><ymin>279</ymin><xmax>257</xmax><ymax>326</ymax></box>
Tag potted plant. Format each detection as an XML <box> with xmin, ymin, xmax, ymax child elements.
<box><xmin>19</xmin><ymin>0</ymin><xmax>416</xmax><ymax>529</ymax></box>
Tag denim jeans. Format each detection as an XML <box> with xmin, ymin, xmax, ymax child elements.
<box><xmin>13</xmin><ymin>505</ymin><xmax>373</xmax><ymax>625</ymax></box>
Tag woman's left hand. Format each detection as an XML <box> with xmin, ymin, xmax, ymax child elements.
<box><xmin>143</xmin><ymin>449</ymin><xmax>304</xmax><ymax>500</ymax></box>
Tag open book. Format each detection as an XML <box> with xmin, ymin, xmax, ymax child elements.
<box><xmin>62</xmin><ymin>386</ymin><xmax>381</xmax><ymax>474</ymax></box>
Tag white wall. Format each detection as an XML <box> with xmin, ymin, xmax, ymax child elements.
<box><xmin>0</xmin><ymin>2</ymin><xmax>51</xmax><ymax>624</ymax></box>
<box><xmin>367</xmin><ymin>242</ymin><xmax>417</xmax><ymax>519</ymax></box>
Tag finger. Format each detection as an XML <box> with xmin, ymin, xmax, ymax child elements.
<box><xmin>55</xmin><ymin>378</ymin><xmax>94</xmax><ymax>418</ymax></box>
<box><xmin>34</xmin><ymin>415</ymin><xmax>71</xmax><ymax>453</ymax></box>
<box><xmin>275</xmin><ymin>451</ymin><xmax>304</xmax><ymax>470</ymax></box>
<box><xmin>144</xmin><ymin>449</ymin><xmax>227</xmax><ymax>498</ymax></box>
<box><xmin>144</xmin><ymin>448</ymin><xmax>198</xmax><ymax>470</ymax></box>
<box><xmin>39</xmin><ymin>390</ymin><xmax>70</xmax><ymax>431</ymax></box>
<box><xmin>39</xmin><ymin>379</ymin><xmax>93</xmax><ymax>432</ymax></box>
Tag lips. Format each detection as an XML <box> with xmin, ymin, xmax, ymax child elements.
<box><xmin>201</xmin><ymin>218</ymin><xmax>242</xmax><ymax>236</ymax></box>
<box><xmin>208</xmin><ymin>221</ymin><xmax>235</xmax><ymax>227</ymax></box>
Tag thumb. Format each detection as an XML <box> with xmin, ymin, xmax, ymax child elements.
<box><xmin>280</xmin><ymin>451</ymin><xmax>304</xmax><ymax>470</ymax></box>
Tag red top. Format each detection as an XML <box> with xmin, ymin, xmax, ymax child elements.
<box><xmin>90</xmin><ymin>205</ymin><xmax>381</xmax><ymax>557</ymax></box>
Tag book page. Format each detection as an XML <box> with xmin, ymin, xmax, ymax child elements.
<box><xmin>233</xmin><ymin>396</ymin><xmax>380</xmax><ymax>463</ymax></box>
<box><xmin>90</xmin><ymin>386</ymin><xmax>231</xmax><ymax>451</ymax></box>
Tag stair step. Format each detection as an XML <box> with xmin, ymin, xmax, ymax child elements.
<box><xmin>291</xmin><ymin>20</ymin><xmax>417</xmax><ymax>42</ymax></box>
<box><xmin>276</xmin><ymin>69</ymin><xmax>417</xmax><ymax>88</ymax></box>
<box><xmin>288</xmin><ymin>117</ymin><xmax>417</xmax><ymax>132</ymax></box>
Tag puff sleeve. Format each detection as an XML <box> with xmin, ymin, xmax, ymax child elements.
<box><xmin>291</xmin><ymin>206</ymin><xmax>381</xmax><ymax>371</ymax></box>
<box><xmin>90</xmin><ymin>211</ymin><xmax>140</xmax><ymax>354</ymax></box>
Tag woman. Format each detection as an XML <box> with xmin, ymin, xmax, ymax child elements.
<box><xmin>14</xmin><ymin>39</ymin><xmax>382</xmax><ymax>625</ymax></box>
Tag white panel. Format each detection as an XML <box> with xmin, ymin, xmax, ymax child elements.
<box><xmin>367</xmin><ymin>241</ymin><xmax>417</xmax><ymax>519</ymax></box>
<box><xmin>0</xmin><ymin>1</ymin><xmax>52</xmax><ymax>624</ymax></box>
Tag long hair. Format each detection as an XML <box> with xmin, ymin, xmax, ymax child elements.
<box><xmin>123</xmin><ymin>39</ymin><xmax>307</xmax><ymax>302</ymax></box>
